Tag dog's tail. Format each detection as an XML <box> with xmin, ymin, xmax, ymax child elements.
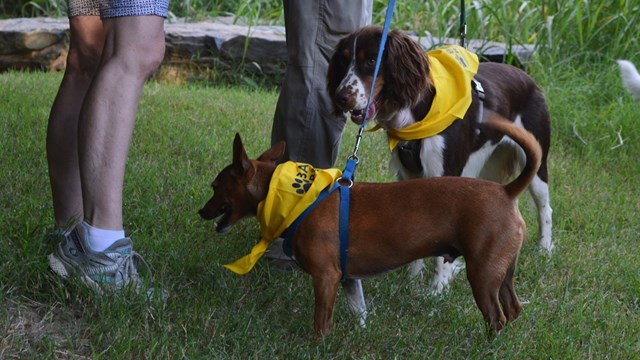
<box><xmin>487</xmin><ymin>114</ymin><xmax>542</xmax><ymax>199</ymax></box>
<box><xmin>617</xmin><ymin>60</ymin><xmax>640</xmax><ymax>98</ymax></box>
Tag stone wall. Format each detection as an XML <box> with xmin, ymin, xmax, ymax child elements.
<box><xmin>0</xmin><ymin>17</ymin><xmax>289</xmax><ymax>76</ymax></box>
<box><xmin>0</xmin><ymin>17</ymin><xmax>533</xmax><ymax>78</ymax></box>
<box><xmin>0</xmin><ymin>18</ymin><xmax>70</xmax><ymax>72</ymax></box>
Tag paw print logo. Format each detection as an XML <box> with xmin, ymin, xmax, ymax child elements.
<box><xmin>292</xmin><ymin>178</ymin><xmax>312</xmax><ymax>195</ymax></box>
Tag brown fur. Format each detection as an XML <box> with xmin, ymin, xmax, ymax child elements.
<box><xmin>200</xmin><ymin>114</ymin><xmax>541</xmax><ymax>336</ymax></box>
<box><xmin>327</xmin><ymin>26</ymin><xmax>553</xmax><ymax>291</ymax></box>
<box><xmin>327</xmin><ymin>26</ymin><xmax>550</xmax><ymax>182</ymax></box>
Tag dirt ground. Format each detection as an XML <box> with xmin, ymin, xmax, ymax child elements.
<box><xmin>1</xmin><ymin>297</ymin><xmax>90</xmax><ymax>359</ymax></box>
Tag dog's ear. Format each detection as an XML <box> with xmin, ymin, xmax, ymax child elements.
<box><xmin>383</xmin><ymin>30</ymin><xmax>432</xmax><ymax>109</ymax></box>
<box><xmin>232</xmin><ymin>133</ymin><xmax>253</xmax><ymax>176</ymax></box>
<box><xmin>257</xmin><ymin>141</ymin><xmax>286</xmax><ymax>164</ymax></box>
<box><xmin>327</xmin><ymin>35</ymin><xmax>351</xmax><ymax>116</ymax></box>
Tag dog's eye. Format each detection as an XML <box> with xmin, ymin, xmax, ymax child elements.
<box><xmin>341</xmin><ymin>49</ymin><xmax>351</xmax><ymax>62</ymax></box>
<box><xmin>367</xmin><ymin>59</ymin><xmax>376</xmax><ymax>67</ymax></box>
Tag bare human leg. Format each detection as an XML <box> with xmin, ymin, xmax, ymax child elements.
<box><xmin>48</xmin><ymin>12</ymin><xmax>168</xmax><ymax>296</ymax></box>
<box><xmin>47</xmin><ymin>15</ymin><xmax>104</xmax><ymax>230</ymax></box>
<box><xmin>78</xmin><ymin>15</ymin><xmax>166</xmax><ymax>231</ymax></box>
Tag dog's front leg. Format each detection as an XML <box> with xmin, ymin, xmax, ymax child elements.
<box><xmin>312</xmin><ymin>275</ymin><xmax>340</xmax><ymax>336</ymax></box>
<box><xmin>341</xmin><ymin>279</ymin><xmax>367</xmax><ymax>328</ymax></box>
<box><xmin>528</xmin><ymin>176</ymin><xmax>554</xmax><ymax>254</ymax></box>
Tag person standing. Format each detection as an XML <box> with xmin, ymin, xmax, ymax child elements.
<box><xmin>46</xmin><ymin>0</ymin><xmax>168</xmax><ymax>292</ymax></box>
<box><xmin>266</xmin><ymin>0</ymin><xmax>373</xmax><ymax>267</ymax></box>
<box><xmin>271</xmin><ymin>0</ymin><xmax>373</xmax><ymax>169</ymax></box>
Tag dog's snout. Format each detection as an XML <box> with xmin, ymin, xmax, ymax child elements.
<box><xmin>199</xmin><ymin>207</ymin><xmax>213</xmax><ymax>220</ymax></box>
<box><xmin>337</xmin><ymin>90</ymin><xmax>350</xmax><ymax>104</ymax></box>
<box><xmin>335</xmin><ymin>89</ymin><xmax>354</xmax><ymax>109</ymax></box>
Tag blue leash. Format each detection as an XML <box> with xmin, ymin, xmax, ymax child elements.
<box><xmin>335</xmin><ymin>0</ymin><xmax>396</xmax><ymax>282</ymax></box>
<box><xmin>336</xmin><ymin>0</ymin><xmax>468</xmax><ymax>280</ymax></box>
<box><xmin>349</xmin><ymin>0</ymin><xmax>396</xmax><ymax>164</ymax></box>
<box><xmin>283</xmin><ymin>0</ymin><xmax>396</xmax><ymax>282</ymax></box>
<box><xmin>459</xmin><ymin>0</ymin><xmax>467</xmax><ymax>47</ymax></box>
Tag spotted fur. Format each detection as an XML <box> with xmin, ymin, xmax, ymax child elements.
<box><xmin>328</xmin><ymin>26</ymin><xmax>553</xmax><ymax>294</ymax></box>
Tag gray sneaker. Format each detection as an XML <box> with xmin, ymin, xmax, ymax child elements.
<box><xmin>264</xmin><ymin>237</ymin><xmax>299</xmax><ymax>271</ymax></box>
<box><xmin>48</xmin><ymin>223</ymin><xmax>161</xmax><ymax>297</ymax></box>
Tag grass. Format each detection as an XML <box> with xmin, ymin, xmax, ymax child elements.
<box><xmin>2</xmin><ymin>0</ymin><xmax>640</xmax><ymax>357</ymax></box>
<box><xmin>2</xmin><ymin>55</ymin><xmax>640</xmax><ymax>357</ymax></box>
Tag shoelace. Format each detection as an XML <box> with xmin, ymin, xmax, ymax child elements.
<box><xmin>113</xmin><ymin>251</ymin><xmax>153</xmax><ymax>290</ymax></box>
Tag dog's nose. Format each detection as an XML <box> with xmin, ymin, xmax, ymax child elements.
<box><xmin>336</xmin><ymin>90</ymin><xmax>352</xmax><ymax>107</ymax></box>
<box><xmin>198</xmin><ymin>208</ymin><xmax>211</xmax><ymax>220</ymax></box>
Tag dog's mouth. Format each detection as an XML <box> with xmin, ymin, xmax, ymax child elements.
<box><xmin>214</xmin><ymin>204</ymin><xmax>233</xmax><ymax>233</ymax></box>
<box><xmin>199</xmin><ymin>202</ymin><xmax>234</xmax><ymax>233</ymax></box>
<box><xmin>349</xmin><ymin>101</ymin><xmax>377</xmax><ymax>125</ymax></box>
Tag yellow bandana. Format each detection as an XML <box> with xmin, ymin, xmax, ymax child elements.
<box><xmin>374</xmin><ymin>45</ymin><xmax>479</xmax><ymax>150</ymax></box>
<box><xmin>224</xmin><ymin>162</ymin><xmax>342</xmax><ymax>274</ymax></box>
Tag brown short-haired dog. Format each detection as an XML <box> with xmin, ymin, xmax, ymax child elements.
<box><xmin>200</xmin><ymin>113</ymin><xmax>541</xmax><ymax>336</ymax></box>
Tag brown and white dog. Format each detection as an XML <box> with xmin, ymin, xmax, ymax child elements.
<box><xmin>199</xmin><ymin>115</ymin><xmax>541</xmax><ymax>336</ymax></box>
<box><xmin>327</xmin><ymin>26</ymin><xmax>553</xmax><ymax>294</ymax></box>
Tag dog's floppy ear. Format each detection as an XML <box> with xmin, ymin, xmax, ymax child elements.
<box><xmin>382</xmin><ymin>29</ymin><xmax>432</xmax><ymax>109</ymax></box>
<box><xmin>327</xmin><ymin>35</ymin><xmax>351</xmax><ymax>116</ymax></box>
<box><xmin>232</xmin><ymin>133</ymin><xmax>253</xmax><ymax>176</ymax></box>
<box><xmin>257</xmin><ymin>141</ymin><xmax>286</xmax><ymax>164</ymax></box>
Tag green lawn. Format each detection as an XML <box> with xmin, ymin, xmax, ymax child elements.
<box><xmin>1</xmin><ymin>62</ymin><xmax>639</xmax><ymax>358</ymax></box>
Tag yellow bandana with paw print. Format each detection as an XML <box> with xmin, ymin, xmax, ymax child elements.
<box><xmin>375</xmin><ymin>45</ymin><xmax>479</xmax><ymax>150</ymax></box>
<box><xmin>224</xmin><ymin>162</ymin><xmax>342</xmax><ymax>275</ymax></box>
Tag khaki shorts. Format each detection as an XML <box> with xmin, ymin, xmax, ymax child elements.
<box><xmin>68</xmin><ymin>0</ymin><xmax>169</xmax><ymax>19</ymax></box>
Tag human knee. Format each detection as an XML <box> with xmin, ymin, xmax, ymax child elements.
<box><xmin>137</xmin><ymin>36</ymin><xmax>166</xmax><ymax>77</ymax></box>
<box><xmin>120</xmin><ymin>34</ymin><xmax>166</xmax><ymax>79</ymax></box>
<box><xmin>66</xmin><ymin>40</ymin><xmax>103</xmax><ymax>78</ymax></box>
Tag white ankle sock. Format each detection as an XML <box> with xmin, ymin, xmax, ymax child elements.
<box><xmin>83</xmin><ymin>221</ymin><xmax>125</xmax><ymax>252</ymax></box>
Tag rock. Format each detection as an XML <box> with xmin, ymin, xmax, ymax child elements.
<box><xmin>163</xmin><ymin>21</ymin><xmax>287</xmax><ymax>75</ymax></box>
<box><xmin>0</xmin><ymin>18</ymin><xmax>69</xmax><ymax>71</ymax></box>
<box><xmin>0</xmin><ymin>17</ymin><xmax>533</xmax><ymax>78</ymax></box>
<box><xmin>0</xmin><ymin>17</ymin><xmax>289</xmax><ymax>76</ymax></box>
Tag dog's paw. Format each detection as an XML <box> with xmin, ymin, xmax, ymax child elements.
<box><xmin>406</xmin><ymin>259</ymin><xmax>425</xmax><ymax>279</ymax></box>
<box><xmin>357</xmin><ymin>312</ymin><xmax>368</xmax><ymax>329</ymax></box>
<box><xmin>428</xmin><ymin>280</ymin><xmax>448</xmax><ymax>296</ymax></box>
<box><xmin>539</xmin><ymin>236</ymin><xmax>554</xmax><ymax>255</ymax></box>
<box><xmin>291</xmin><ymin>177</ymin><xmax>312</xmax><ymax>194</ymax></box>
<box><xmin>428</xmin><ymin>258</ymin><xmax>466</xmax><ymax>296</ymax></box>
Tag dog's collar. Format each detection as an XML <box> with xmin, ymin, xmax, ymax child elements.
<box><xmin>472</xmin><ymin>78</ymin><xmax>486</xmax><ymax>123</ymax></box>
<box><xmin>371</xmin><ymin>45</ymin><xmax>479</xmax><ymax>150</ymax></box>
<box><xmin>223</xmin><ymin>162</ymin><xmax>342</xmax><ymax>275</ymax></box>
<box><xmin>395</xmin><ymin>77</ymin><xmax>486</xmax><ymax>175</ymax></box>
